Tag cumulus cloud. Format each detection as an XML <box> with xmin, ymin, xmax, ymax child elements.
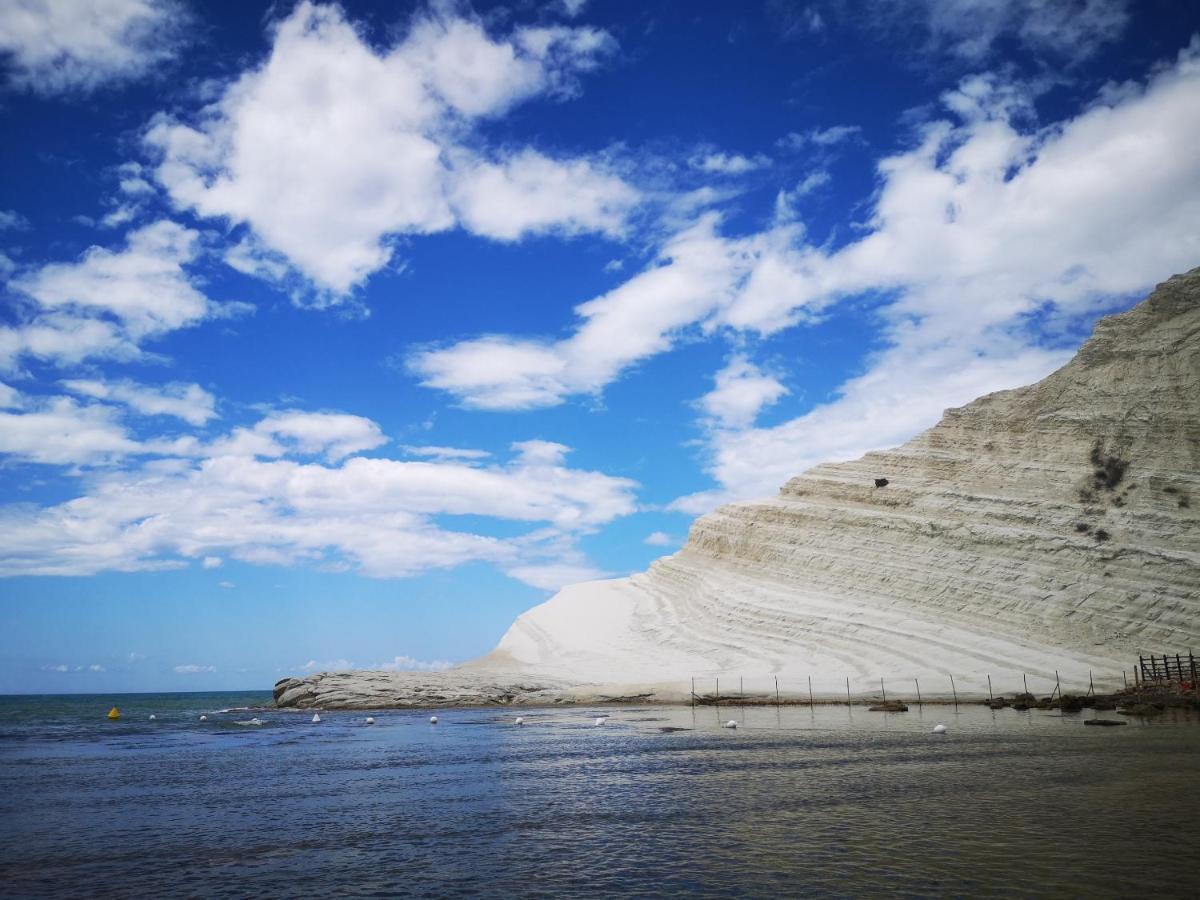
<box><xmin>0</xmin><ymin>209</ymin><xmax>30</xmax><ymax>230</ymax></box>
<box><xmin>402</xmin><ymin>445</ymin><xmax>491</xmax><ymax>461</ymax></box>
<box><xmin>643</xmin><ymin>531</ymin><xmax>675</xmax><ymax>547</ymax></box>
<box><xmin>201</xmin><ymin>556</ymin><xmax>221</xmax><ymax>569</ymax></box>
<box><xmin>0</xmin><ymin>395</ymin><xmax>141</xmax><ymax>465</ymax></box>
<box><xmin>174</xmin><ymin>664</ymin><xmax>216</xmax><ymax>673</ymax></box>
<box><xmin>61</xmin><ymin>379</ymin><xmax>217</xmax><ymax>426</ymax></box>
<box><xmin>144</xmin><ymin>2</ymin><xmax>632</xmax><ymax>295</ymax></box>
<box><xmin>301</xmin><ymin>658</ymin><xmax>353</xmax><ymax>672</ymax></box>
<box><xmin>505</xmin><ymin>561</ymin><xmax>610</xmax><ymax>591</ymax></box>
<box><xmin>0</xmin><ymin>411</ymin><xmax>637</xmax><ymax>580</ymax></box>
<box><xmin>0</xmin><ymin>0</ymin><xmax>188</xmax><ymax>95</ymax></box>
<box><xmin>410</xmin><ymin>215</ymin><xmax>832</xmax><ymax>409</ymax></box>
<box><xmin>689</xmin><ymin>151</ymin><xmax>772</xmax><ymax>175</ymax></box>
<box><xmin>699</xmin><ymin>357</ymin><xmax>789</xmax><ymax>429</ymax></box>
<box><xmin>2</xmin><ymin>220</ymin><xmax>244</xmax><ymax>369</ymax></box>
<box><xmin>375</xmin><ymin>655</ymin><xmax>453</xmax><ymax>672</ymax></box>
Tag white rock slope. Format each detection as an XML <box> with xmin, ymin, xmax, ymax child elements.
<box><xmin>277</xmin><ymin>269</ymin><xmax>1200</xmax><ymax>707</ymax></box>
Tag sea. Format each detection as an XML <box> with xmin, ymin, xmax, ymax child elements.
<box><xmin>1</xmin><ymin>692</ymin><xmax>1198</xmax><ymax>898</ymax></box>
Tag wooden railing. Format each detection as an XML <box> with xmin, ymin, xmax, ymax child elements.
<box><xmin>1137</xmin><ymin>652</ymin><xmax>1197</xmax><ymax>688</ymax></box>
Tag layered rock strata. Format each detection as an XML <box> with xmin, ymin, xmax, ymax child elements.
<box><xmin>276</xmin><ymin>269</ymin><xmax>1200</xmax><ymax>709</ymax></box>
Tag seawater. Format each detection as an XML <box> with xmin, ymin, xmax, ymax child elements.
<box><xmin>2</xmin><ymin>693</ymin><xmax>1198</xmax><ymax>898</ymax></box>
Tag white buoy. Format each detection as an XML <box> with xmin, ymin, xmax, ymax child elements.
<box><xmin>515</xmin><ymin>717</ymin><xmax>524</xmax><ymax>726</ymax></box>
<box><xmin>933</xmin><ymin>723</ymin><xmax>947</xmax><ymax>734</ymax></box>
<box><xmin>594</xmin><ymin>716</ymin><xmax>606</xmax><ymax>726</ymax></box>
<box><xmin>724</xmin><ymin>720</ymin><xmax>738</xmax><ymax>729</ymax></box>
<box><xmin>365</xmin><ymin>716</ymin><xmax>375</xmax><ymax>725</ymax></box>
<box><xmin>199</xmin><ymin>715</ymin><xmax>207</xmax><ymax>722</ymax></box>
<box><xmin>429</xmin><ymin>715</ymin><xmax>438</xmax><ymax>724</ymax></box>
<box><xmin>311</xmin><ymin>713</ymin><xmax>321</xmax><ymax>723</ymax></box>
<box><xmin>248</xmin><ymin>717</ymin><xmax>263</xmax><ymax>726</ymax></box>
<box><xmin>149</xmin><ymin>714</ymin><xmax>156</xmax><ymax>721</ymax></box>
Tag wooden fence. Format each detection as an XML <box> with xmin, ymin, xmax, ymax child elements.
<box><xmin>1137</xmin><ymin>652</ymin><xmax>1197</xmax><ymax>687</ymax></box>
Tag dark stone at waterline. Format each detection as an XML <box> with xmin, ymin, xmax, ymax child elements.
<box><xmin>868</xmin><ymin>700</ymin><xmax>908</xmax><ymax>712</ymax></box>
<box><xmin>1084</xmin><ymin>719</ymin><xmax>1126</xmax><ymax>726</ymax></box>
<box><xmin>873</xmin><ymin>478</ymin><xmax>889</xmax><ymax>487</ymax></box>
<box><xmin>1118</xmin><ymin>703</ymin><xmax>1166</xmax><ymax>716</ymax></box>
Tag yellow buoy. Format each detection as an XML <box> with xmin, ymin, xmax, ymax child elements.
<box><xmin>107</xmin><ymin>707</ymin><xmax>120</xmax><ymax>720</ymax></box>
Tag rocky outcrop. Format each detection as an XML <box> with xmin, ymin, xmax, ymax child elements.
<box><xmin>277</xmin><ymin>269</ymin><xmax>1200</xmax><ymax>709</ymax></box>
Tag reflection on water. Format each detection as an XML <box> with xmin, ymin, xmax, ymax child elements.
<box><xmin>1</xmin><ymin>694</ymin><xmax>1198</xmax><ymax>898</ymax></box>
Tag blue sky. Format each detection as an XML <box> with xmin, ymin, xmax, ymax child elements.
<box><xmin>2</xmin><ymin>0</ymin><xmax>1198</xmax><ymax>693</ymax></box>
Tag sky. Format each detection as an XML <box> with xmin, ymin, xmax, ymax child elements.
<box><xmin>1</xmin><ymin>0</ymin><xmax>1198</xmax><ymax>693</ymax></box>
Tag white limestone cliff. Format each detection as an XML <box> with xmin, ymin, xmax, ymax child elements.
<box><xmin>276</xmin><ymin>268</ymin><xmax>1200</xmax><ymax>708</ymax></box>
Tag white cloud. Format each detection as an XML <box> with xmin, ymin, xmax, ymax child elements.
<box><xmin>0</xmin><ymin>395</ymin><xmax>140</xmax><ymax>465</ymax></box>
<box><xmin>451</xmin><ymin>150</ymin><xmax>637</xmax><ymax>241</ymax></box>
<box><xmin>699</xmin><ymin>356</ymin><xmax>789</xmax><ymax>429</ymax></box>
<box><xmin>690</xmin><ymin>151</ymin><xmax>771</xmax><ymax>175</ymax></box>
<box><xmin>301</xmin><ymin>658</ymin><xmax>353</xmax><ymax>672</ymax></box>
<box><xmin>41</xmin><ymin>663</ymin><xmax>68</xmax><ymax>672</ymax></box>
<box><xmin>3</xmin><ymin>220</ymin><xmax>239</xmax><ymax>369</ymax></box>
<box><xmin>61</xmin><ymin>379</ymin><xmax>217</xmax><ymax>426</ymax></box>
<box><xmin>0</xmin><ymin>209</ymin><xmax>30</xmax><ymax>230</ymax></box>
<box><xmin>88</xmin><ymin>664</ymin><xmax>105</xmax><ymax>672</ymax></box>
<box><xmin>201</xmin><ymin>556</ymin><xmax>221</xmax><ymax>569</ymax></box>
<box><xmin>174</xmin><ymin>664</ymin><xmax>216</xmax><ymax>674</ymax></box>
<box><xmin>0</xmin><ymin>0</ymin><xmax>188</xmax><ymax>95</ymax></box>
<box><xmin>217</xmin><ymin>580</ymin><xmax>234</xmax><ymax>589</ymax></box>
<box><xmin>505</xmin><ymin>561</ymin><xmax>610</xmax><ymax>590</ymax></box>
<box><xmin>643</xmin><ymin>531</ymin><xmax>675</xmax><ymax>547</ymax></box>
<box><xmin>0</xmin><ymin>413</ymin><xmax>637</xmax><ymax>579</ymax></box>
<box><xmin>402</xmin><ymin>445</ymin><xmax>491</xmax><ymax>461</ymax></box>
<box><xmin>916</xmin><ymin>0</ymin><xmax>1128</xmax><ymax>63</ymax></box>
<box><xmin>411</xmin><ymin>215</ymin><xmax>831</xmax><ymax>408</ymax></box>
<box><xmin>0</xmin><ymin>382</ymin><xmax>21</xmax><ymax>409</ymax></box>
<box><xmin>777</xmin><ymin>125</ymin><xmax>863</xmax><ymax>152</ymax></box>
<box><xmin>144</xmin><ymin>2</ymin><xmax>630</xmax><ymax>295</ymax></box>
<box><xmin>375</xmin><ymin>655</ymin><xmax>453</xmax><ymax>672</ymax></box>
<box><xmin>128</xmin><ymin>651</ymin><xmax>146</xmax><ymax>661</ymax></box>
<box><xmin>557</xmin><ymin>0</ymin><xmax>589</xmax><ymax>18</ymax></box>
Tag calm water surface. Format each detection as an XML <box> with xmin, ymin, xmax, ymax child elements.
<box><xmin>2</xmin><ymin>692</ymin><xmax>1198</xmax><ymax>898</ymax></box>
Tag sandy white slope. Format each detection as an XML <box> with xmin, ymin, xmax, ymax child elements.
<box><xmin>467</xmin><ymin>267</ymin><xmax>1200</xmax><ymax>697</ymax></box>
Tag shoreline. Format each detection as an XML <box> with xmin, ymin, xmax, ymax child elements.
<box><xmin>273</xmin><ymin>673</ymin><xmax>1198</xmax><ymax>715</ymax></box>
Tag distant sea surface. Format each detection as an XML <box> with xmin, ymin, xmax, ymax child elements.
<box><xmin>2</xmin><ymin>692</ymin><xmax>1199</xmax><ymax>898</ymax></box>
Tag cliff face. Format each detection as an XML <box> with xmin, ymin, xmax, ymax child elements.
<box><xmin>471</xmin><ymin>268</ymin><xmax>1200</xmax><ymax>696</ymax></box>
<box><xmin>277</xmin><ymin>269</ymin><xmax>1199</xmax><ymax>707</ymax></box>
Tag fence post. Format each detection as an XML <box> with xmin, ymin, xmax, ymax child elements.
<box><xmin>846</xmin><ymin>677</ymin><xmax>851</xmax><ymax>706</ymax></box>
<box><xmin>987</xmin><ymin>674</ymin><xmax>993</xmax><ymax>702</ymax></box>
<box><xmin>1122</xmin><ymin>670</ymin><xmax>1128</xmax><ymax>689</ymax></box>
<box><xmin>691</xmin><ymin>676</ymin><xmax>695</xmax><ymax>708</ymax></box>
<box><xmin>915</xmin><ymin>678</ymin><xmax>922</xmax><ymax>707</ymax></box>
<box><xmin>1023</xmin><ymin>673</ymin><xmax>1029</xmax><ymax>696</ymax></box>
<box><xmin>715</xmin><ymin>677</ymin><xmax>720</xmax><ymax>705</ymax></box>
<box><xmin>1054</xmin><ymin>670</ymin><xmax>1061</xmax><ymax>700</ymax></box>
<box><xmin>1088</xmin><ymin>671</ymin><xmax>1095</xmax><ymax>696</ymax></box>
<box><xmin>740</xmin><ymin>676</ymin><xmax>744</xmax><ymax>701</ymax></box>
<box><xmin>808</xmin><ymin>675</ymin><xmax>813</xmax><ymax>709</ymax></box>
<box><xmin>775</xmin><ymin>675</ymin><xmax>780</xmax><ymax>707</ymax></box>
<box><xmin>881</xmin><ymin>678</ymin><xmax>887</xmax><ymax>703</ymax></box>
<box><xmin>950</xmin><ymin>674</ymin><xmax>958</xmax><ymax>710</ymax></box>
